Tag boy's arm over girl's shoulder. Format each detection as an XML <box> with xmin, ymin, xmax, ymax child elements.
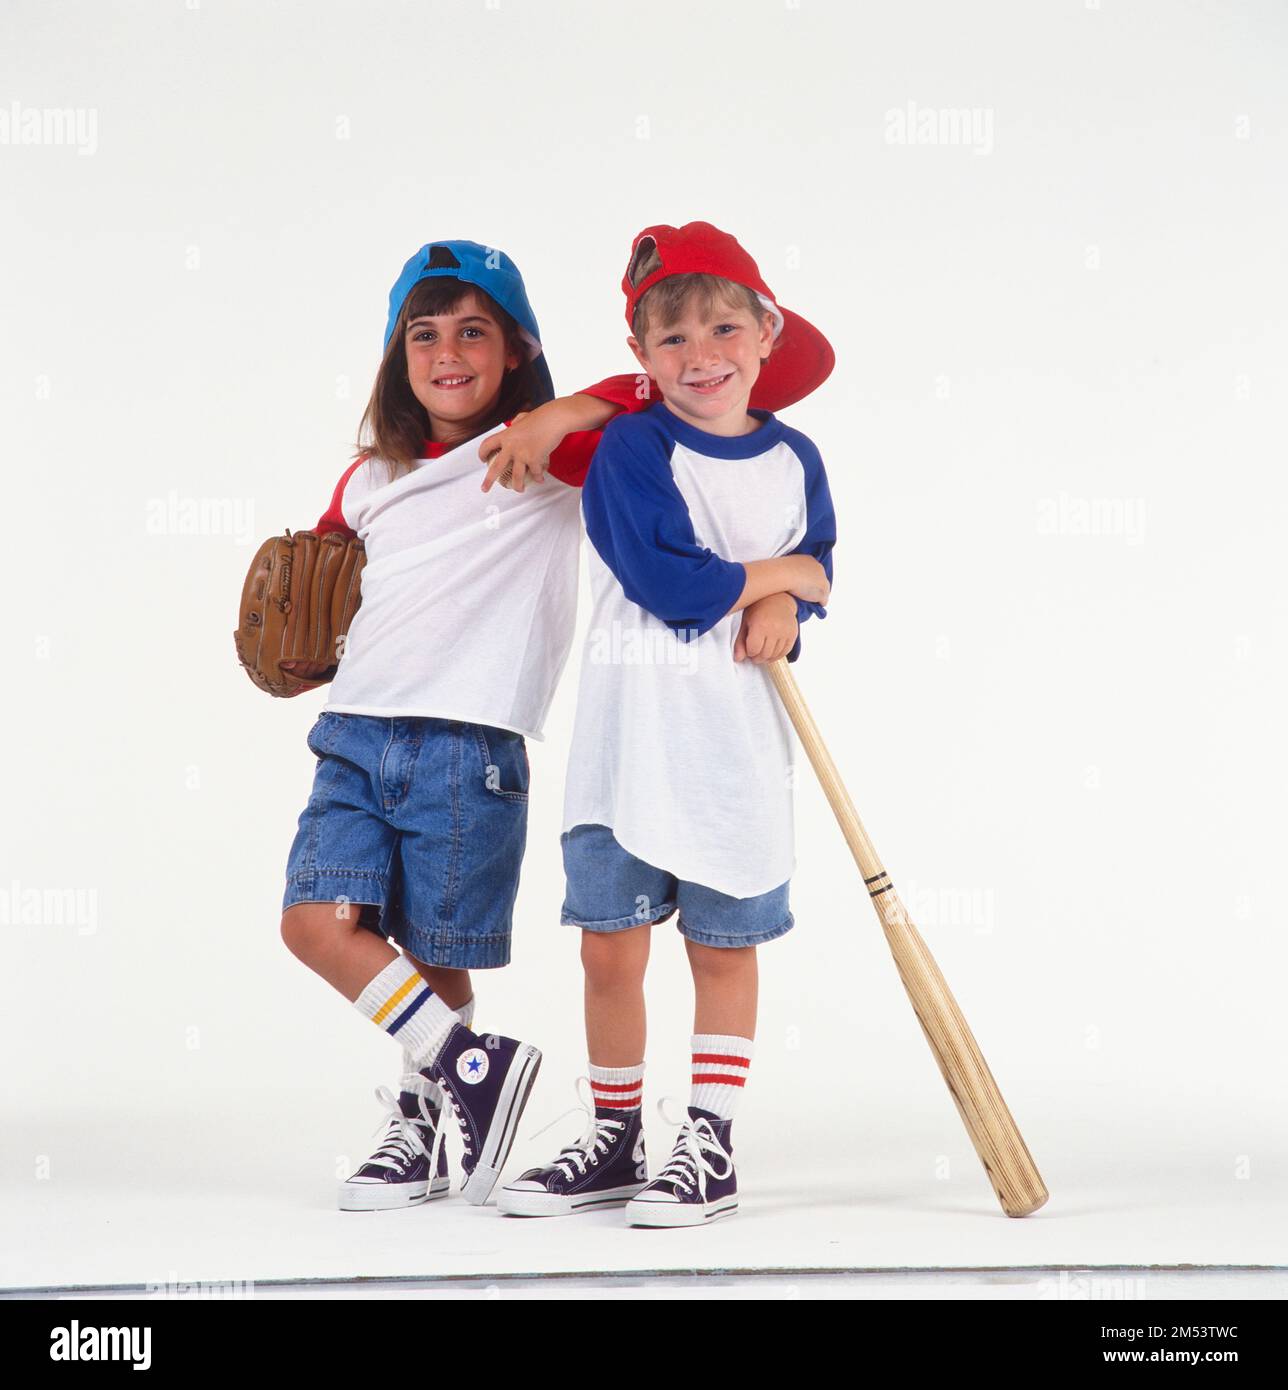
<box><xmin>541</xmin><ymin>373</ymin><xmax>660</xmax><ymax>487</ymax></box>
<box><xmin>582</xmin><ymin>413</ymin><xmax>830</xmax><ymax>640</ymax></box>
<box><xmin>479</xmin><ymin>373</ymin><xmax>656</xmax><ymax>493</ymax></box>
<box><xmin>307</xmin><ymin>364</ymin><xmax>647</xmax><ymax>530</ymax></box>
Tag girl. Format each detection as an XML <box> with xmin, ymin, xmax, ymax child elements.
<box><xmin>279</xmin><ymin>240</ymin><xmax>639</xmax><ymax>1211</ymax></box>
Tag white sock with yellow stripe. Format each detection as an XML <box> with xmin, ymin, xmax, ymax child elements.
<box><xmin>354</xmin><ymin>954</ymin><xmax>458</xmax><ymax>1067</ymax></box>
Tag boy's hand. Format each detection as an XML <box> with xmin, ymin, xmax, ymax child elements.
<box><xmin>479</xmin><ymin>392</ymin><xmax>622</xmax><ymax>493</ymax></box>
<box><xmin>783</xmin><ymin>554</ymin><xmax>830</xmax><ymax>606</ymax></box>
<box><xmin>734</xmin><ymin>591</ymin><xmax>799</xmax><ymax>664</ymax></box>
<box><xmin>479</xmin><ymin>410</ymin><xmax>552</xmax><ymax>493</ymax></box>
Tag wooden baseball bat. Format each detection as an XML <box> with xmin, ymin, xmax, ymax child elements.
<box><xmin>767</xmin><ymin>658</ymin><xmax>1048</xmax><ymax>1217</ymax></box>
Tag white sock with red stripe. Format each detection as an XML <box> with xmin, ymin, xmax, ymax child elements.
<box><xmin>690</xmin><ymin>1034</ymin><xmax>753</xmax><ymax>1120</ymax></box>
<box><xmin>588</xmin><ymin>1061</ymin><xmax>644</xmax><ymax>1115</ymax></box>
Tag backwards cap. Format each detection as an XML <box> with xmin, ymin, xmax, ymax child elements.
<box><xmin>384</xmin><ymin>240</ymin><xmax>554</xmax><ymax>404</ymax></box>
<box><xmin>622</xmin><ymin>221</ymin><xmax>834</xmax><ymax>411</ymax></box>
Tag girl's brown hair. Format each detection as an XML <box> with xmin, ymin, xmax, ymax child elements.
<box><xmin>355</xmin><ymin>278</ymin><xmax>544</xmax><ymax>480</ymax></box>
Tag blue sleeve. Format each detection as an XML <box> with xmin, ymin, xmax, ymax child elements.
<box><xmin>783</xmin><ymin>432</ymin><xmax>836</xmax><ymax>663</ymax></box>
<box><xmin>582</xmin><ymin>422</ymin><xmax>747</xmax><ymax>639</ymax></box>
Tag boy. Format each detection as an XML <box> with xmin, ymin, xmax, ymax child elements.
<box><xmin>497</xmin><ymin>222</ymin><xmax>836</xmax><ymax>1226</ymax></box>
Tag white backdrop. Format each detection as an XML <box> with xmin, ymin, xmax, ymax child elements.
<box><xmin>2</xmin><ymin>0</ymin><xmax>1286</xmax><ymax>1286</ymax></box>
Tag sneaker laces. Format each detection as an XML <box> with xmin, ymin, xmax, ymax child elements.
<box><xmin>649</xmin><ymin>1098</ymin><xmax>732</xmax><ymax>1199</ymax></box>
<box><xmin>433</xmin><ymin>1073</ymin><xmax>473</xmax><ymax>1166</ymax></box>
<box><xmin>528</xmin><ymin>1077</ymin><xmax>626</xmax><ymax>1181</ymax></box>
<box><xmin>364</xmin><ymin>1085</ymin><xmax>433</xmax><ymax>1173</ymax></box>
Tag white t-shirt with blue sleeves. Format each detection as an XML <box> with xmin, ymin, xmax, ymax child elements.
<box><xmin>562</xmin><ymin>402</ymin><xmax>836</xmax><ymax>899</ymax></box>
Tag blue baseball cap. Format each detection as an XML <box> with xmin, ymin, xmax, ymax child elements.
<box><xmin>383</xmin><ymin>240</ymin><xmax>555</xmax><ymax>404</ymax></box>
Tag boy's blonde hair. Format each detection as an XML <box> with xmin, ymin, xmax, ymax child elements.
<box><xmin>630</xmin><ymin>246</ymin><xmax>771</xmax><ymax>344</ymax></box>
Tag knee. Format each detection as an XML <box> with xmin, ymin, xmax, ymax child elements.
<box><xmin>686</xmin><ymin>939</ymin><xmax>754</xmax><ymax>979</ymax></box>
<box><xmin>281</xmin><ymin>902</ymin><xmax>356</xmax><ymax>962</ymax></box>
<box><xmin>280</xmin><ymin>904</ymin><xmax>316</xmax><ymax>960</ymax></box>
<box><xmin>581</xmin><ymin>928</ymin><xmax>648</xmax><ymax>992</ymax></box>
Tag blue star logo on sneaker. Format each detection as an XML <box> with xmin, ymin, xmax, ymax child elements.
<box><xmin>456</xmin><ymin>1048</ymin><xmax>490</xmax><ymax>1084</ymax></box>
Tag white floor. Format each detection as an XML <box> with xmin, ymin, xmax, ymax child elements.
<box><xmin>20</xmin><ymin>1270</ymin><xmax>1288</xmax><ymax>1301</ymax></box>
<box><xmin>4</xmin><ymin>1082</ymin><xmax>1284</xmax><ymax>1298</ymax></box>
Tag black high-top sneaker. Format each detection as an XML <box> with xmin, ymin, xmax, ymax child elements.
<box><xmin>337</xmin><ymin>1074</ymin><xmax>451</xmax><ymax>1212</ymax></box>
<box><xmin>424</xmin><ymin>1023</ymin><xmax>542</xmax><ymax>1205</ymax></box>
<box><xmin>498</xmin><ymin>1080</ymin><xmax>648</xmax><ymax>1217</ymax></box>
<box><xmin>624</xmin><ymin>1105</ymin><xmax>737</xmax><ymax>1227</ymax></box>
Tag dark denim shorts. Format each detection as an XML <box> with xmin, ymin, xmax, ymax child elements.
<box><xmin>560</xmin><ymin>822</ymin><xmax>793</xmax><ymax>949</ymax></box>
<box><xmin>283</xmin><ymin>713</ymin><xmax>529</xmax><ymax>969</ymax></box>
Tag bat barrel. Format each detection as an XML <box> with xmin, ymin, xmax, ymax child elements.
<box><xmin>875</xmin><ymin>887</ymin><xmax>1048</xmax><ymax>1216</ymax></box>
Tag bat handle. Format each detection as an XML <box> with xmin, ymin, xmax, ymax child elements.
<box><xmin>767</xmin><ymin>659</ymin><xmax>885</xmax><ymax>884</ymax></box>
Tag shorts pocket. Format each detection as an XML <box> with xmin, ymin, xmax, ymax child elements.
<box><xmin>473</xmin><ymin>725</ymin><xmax>530</xmax><ymax>801</ymax></box>
<box><xmin>306</xmin><ymin>711</ymin><xmax>344</xmax><ymax>759</ymax></box>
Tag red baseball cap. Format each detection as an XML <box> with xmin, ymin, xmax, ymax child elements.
<box><xmin>622</xmin><ymin>221</ymin><xmax>835</xmax><ymax>411</ymax></box>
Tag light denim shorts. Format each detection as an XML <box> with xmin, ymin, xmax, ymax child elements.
<box><xmin>283</xmin><ymin>712</ymin><xmax>530</xmax><ymax>969</ymax></box>
<box><xmin>560</xmin><ymin>822</ymin><xmax>793</xmax><ymax>949</ymax></box>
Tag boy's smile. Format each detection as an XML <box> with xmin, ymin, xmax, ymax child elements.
<box><xmin>629</xmin><ymin>296</ymin><xmax>775</xmax><ymax>437</ymax></box>
<box><xmin>405</xmin><ymin>291</ymin><xmax>520</xmax><ymax>444</ymax></box>
<box><xmin>683</xmin><ymin>370</ymin><xmax>735</xmax><ymax>396</ymax></box>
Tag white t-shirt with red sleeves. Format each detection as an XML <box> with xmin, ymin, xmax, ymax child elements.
<box><xmin>315</xmin><ymin>425</ymin><xmax>599</xmax><ymax>739</ymax></box>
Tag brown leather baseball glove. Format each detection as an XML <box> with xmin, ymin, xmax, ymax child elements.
<box><xmin>234</xmin><ymin>529</ymin><xmax>366</xmax><ymax>697</ymax></box>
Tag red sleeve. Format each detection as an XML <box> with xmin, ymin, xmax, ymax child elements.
<box><xmin>314</xmin><ymin>455</ymin><xmax>369</xmax><ymax>536</ymax></box>
<box><xmin>576</xmin><ymin>373</ymin><xmax>658</xmax><ymax>414</ymax></box>
<box><xmin>546</xmin><ymin>430</ymin><xmax>601</xmax><ymax>488</ymax></box>
<box><xmin>543</xmin><ymin>375</ymin><xmax>658</xmax><ymax>488</ymax></box>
